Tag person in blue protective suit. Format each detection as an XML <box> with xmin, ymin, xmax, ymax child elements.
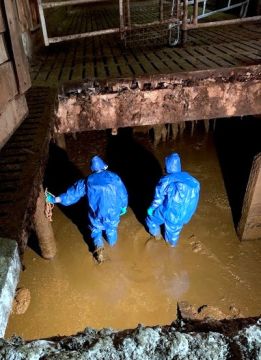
<box><xmin>146</xmin><ymin>152</ymin><xmax>200</xmax><ymax>247</ymax></box>
<box><xmin>46</xmin><ymin>155</ymin><xmax>128</xmax><ymax>263</ymax></box>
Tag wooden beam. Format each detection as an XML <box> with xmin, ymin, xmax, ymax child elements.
<box><xmin>237</xmin><ymin>153</ymin><xmax>261</xmax><ymax>240</ymax></box>
<box><xmin>0</xmin><ymin>61</ymin><xmax>18</xmax><ymax>109</ymax></box>
<box><xmin>0</xmin><ymin>34</ymin><xmax>8</xmax><ymax>64</ymax></box>
<box><xmin>34</xmin><ymin>186</ymin><xmax>57</xmax><ymax>260</ymax></box>
<box><xmin>3</xmin><ymin>0</ymin><xmax>31</xmax><ymax>93</ymax></box>
<box><xmin>0</xmin><ymin>94</ymin><xmax>28</xmax><ymax>149</ymax></box>
<box><xmin>15</xmin><ymin>0</ymin><xmax>31</xmax><ymax>32</ymax></box>
<box><xmin>0</xmin><ymin>3</ymin><xmax>5</xmax><ymax>33</ymax></box>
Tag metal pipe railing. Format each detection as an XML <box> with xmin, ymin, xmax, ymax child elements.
<box><xmin>42</xmin><ymin>0</ymin><xmax>111</xmax><ymax>8</ymax></box>
<box><xmin>193</xmin><ymin>0</ymin><xmax>198</xmax><ymax>25</ymax></box>
<box><xmin>38</xmin><ymin>0</ymin><xmax>258</xmax><ymax>46</ymax></box>
<box><xmin>198</xmin><ymin>0</ymin><xmax>249</xmax><ymax>20</ymax></box>
<box><xmin>187</xmin><ymin>15</ymin><xmax>261</xmax><ymax>29</ymax></box>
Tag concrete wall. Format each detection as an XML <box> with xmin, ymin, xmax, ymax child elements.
<box><xmin>0</xmin><ymin>238</ymin><xmax>21</xmax><ymax>338</ymax></box>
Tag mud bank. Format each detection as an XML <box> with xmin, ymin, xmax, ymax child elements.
<box><xmin>1</xmin><ymin>312</ymin><xmax>260</xmax><ymax>360</ymax></box>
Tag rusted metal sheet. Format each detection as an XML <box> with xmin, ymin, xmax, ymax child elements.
<box><xmin>55</xmin><ymin>65</ymin><xmax>261</xmax><ymax>133</ymax></box>
<box><xmin>237</xmin><ymin>153</ymin><xmax>261</xmax><ymax>241</ymax></box>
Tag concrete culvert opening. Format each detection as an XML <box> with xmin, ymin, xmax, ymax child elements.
<box><xmin>5</xmin><ymin>116</ymin><xmax>261</xmax><ymax>343</ymax></box>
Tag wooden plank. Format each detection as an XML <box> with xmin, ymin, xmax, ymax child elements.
<box><xmin>0</xmin><ymin>34</ymin><xmax>8</xmax><ymax>64</ymax></box>
<box><xmin>238</xmin><ymin>153</ymin><xmax>261</xmax><ymax>241</ymax></box>
<box><xmin>15</xmin><ymin>0</ymin><xmax>30</xmax><ymax>32</ymax></box>
<box><xmin>0</xmin><ymin>61</ymin><xmax>18</xmax><ymax>109</ymax></box>
<box><xmin>3</xmin><ymin>0</ymin><xmax>31</xmax><ymax>93</ymax></box>
<box><xmin>0</xmin><ymin>94</ymin><xmax>28</xmax><ymax>149</ymax></box>
<box><xmin>0</xmin><ymin>2</ymin><xmax>5</xmax><ymax>32</ymax></box>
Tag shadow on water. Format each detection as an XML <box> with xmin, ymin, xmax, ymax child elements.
<box><xmin>106</xmin><ymin>128</ymin><xmax>163</xmax><ymax>226</ymax></box>
<box><xmin>42</xmin><ymin>143</ymin><xmax>95</xmax><ymax>253</ymax></box>
<box><xmin>214</xmin><ymin>116</ymin><xmax>261</xmax><ymax>226</ymax></box>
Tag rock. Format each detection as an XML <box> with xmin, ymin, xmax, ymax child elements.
<box><xmin>197</xmin><ymin>305</ymin><xmax>227</xmax><ymax>321</ymax></box>
<box><xmin>12</xmin><ymin>287</ymin><xmax>31</xmax><ymax>315</ymax></box>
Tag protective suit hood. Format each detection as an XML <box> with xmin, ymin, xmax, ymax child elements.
<box><xmin>165</xmin><ymin>153</ymin><xmax>181</xmax><ymax>174</ymax></box>
<box><xmin>90</xmin><ymin>156</ymin><xmax>108</xmax><ymax>173</ymax></box>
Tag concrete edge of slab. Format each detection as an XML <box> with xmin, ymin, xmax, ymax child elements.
<box><xmin>0</xmin><ymin>316</ymin><xmax>260</xmax><ymax>359</ymax></box>
<box><xmin>0</xmin><ymin>238</ymin><xmax>21</xmax><ymax>338</ymax></box>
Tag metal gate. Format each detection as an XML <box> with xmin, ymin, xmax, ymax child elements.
<box><xmin>37</xmin><ymin>0</ymin><xmax>258</xmax><ymax>47</ymax></box>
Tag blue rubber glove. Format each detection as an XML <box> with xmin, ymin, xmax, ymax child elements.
<box><xmin>147</xmin><ymin>207</ymin><xmax>154</xmax><ymax>216</ymax></box>
<box><xmin>46</xmin><ymin>193</ymin><xmax>56</xmax><ymax>204</ymax></box>
<box><xmin>120</xmin><ymin>207</ymin><xmax>127</xmax><ymax>216</ymax></box>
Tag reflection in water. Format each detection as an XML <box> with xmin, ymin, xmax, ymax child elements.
<box><xmin>162</xmin><ymin>271</ymin><xmax>190</xmax><ymax>298</ymax></box>
<box><xmin>6</xmin><ymin>119</ymin><xmax>261</xmax><ymax>340</ymax></box>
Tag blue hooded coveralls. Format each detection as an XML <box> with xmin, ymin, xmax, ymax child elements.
<box><xmin>58</xmin><ymin>156</ymin><xmax>128</xmax><ymax>248</ymax></box>
<box><xmin>146</xmin><ymin>153</ymin><xmax>200</xmax><ymax>246</ymax></box>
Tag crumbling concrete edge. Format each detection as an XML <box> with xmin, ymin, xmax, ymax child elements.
<box><xmin>1</xmin><ymin>316</ymin><xmax>261</xmax><ymax>359</ymax></box>
<box><xmin>0</xmin><ymin>238</ymin><xmax>21</xmax><ymax>338</ymax></box>
<box><xmin>55</xmin><ymin>64</ymin><xmax>261</xmax><ymax>133</ymax></box>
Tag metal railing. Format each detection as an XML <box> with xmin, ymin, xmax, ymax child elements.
<box><xmin>37</xmin><ymin>0</ymin><xmax>260</xmax><ymax>46</ymax></box>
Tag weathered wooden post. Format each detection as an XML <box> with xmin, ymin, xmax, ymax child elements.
<box><xmin>34</xmin><ymin>185</ymin><xmax>57</xmax><ymax>259</ymax></box>
<box><xmin>237</xmin><ymin>153</ymin><xmax>261</xmax><ymax>241</ymax></box>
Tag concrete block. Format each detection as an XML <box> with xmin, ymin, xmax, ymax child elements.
<box><xmin>0</xmin><ymin>238</ymin><xmax>21</xmax><ymax>338</ymax></box>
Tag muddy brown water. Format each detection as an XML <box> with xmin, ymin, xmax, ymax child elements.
<box><xmin>6</xmin><ymin>119</ymin><xmax>261</xmax><ymax>340</ymax></box>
